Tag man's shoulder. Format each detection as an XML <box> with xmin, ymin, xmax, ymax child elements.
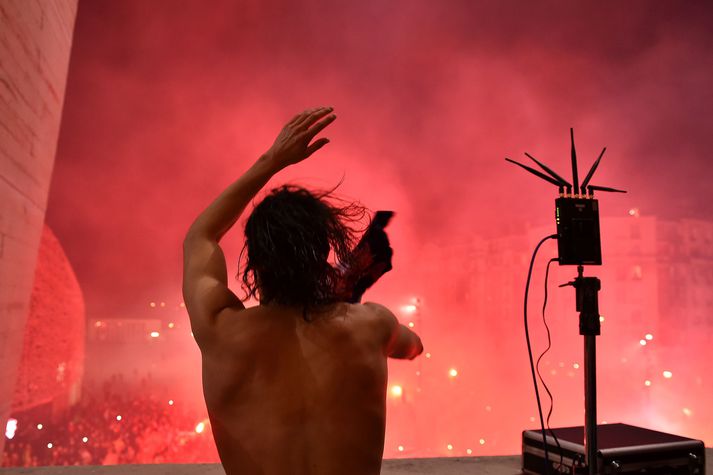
<box><xmin>197</xmin><ymin>305</ymin><xmax>262</xmax><ymax>350</ymax></box>
<box><xmin>358</xmin><ymin>302</ymin><xmax>398</xmax><ymax>338</ymax></box>
<box><xmin>361</xmin><ymin>301</ymin><xmax>396</xmax><ymax>322</ymax></box>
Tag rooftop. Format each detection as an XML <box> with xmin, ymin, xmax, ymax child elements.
<box><xmin>2</xmin><ymin>451</ymin><xmax>712</xmax><ymax>475</ymax></box>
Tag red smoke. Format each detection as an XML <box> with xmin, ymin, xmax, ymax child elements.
<box><xmin>45</xmin><ymin>0</ymin><xmax>713</xmax><ymax>456</ymax></box>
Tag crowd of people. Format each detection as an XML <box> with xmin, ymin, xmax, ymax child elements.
<box><xmin>2</xmin><ymin>375</ymin><xmax>219</xmax><ymax>467</ymax></box>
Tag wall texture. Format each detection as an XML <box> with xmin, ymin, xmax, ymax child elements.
<box><xmin>0</xmin><ymin>0</ymin><xmax>78</xmax><ymax>460</ymax></box>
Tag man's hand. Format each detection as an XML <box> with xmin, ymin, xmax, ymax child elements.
<box><xmin>263</xmin><ymin>106</ymin><xmax>336</xmax><ymax>171</ymax></box>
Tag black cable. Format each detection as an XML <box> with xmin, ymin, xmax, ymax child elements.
<box><xmin>524</xmin><ymin>234</ymin><xmax>557</xmax><ymax>475</ymax></box>
<box><xmin>536</xmin><ymin>257</ymin><xmax>564</xmax><ymax>470</ymax></box>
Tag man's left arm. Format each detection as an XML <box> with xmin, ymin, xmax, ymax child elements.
<box><xmin>182</xmin><ymin>107</ymin><xmax>336</xmax><ymax>343</ymax></box>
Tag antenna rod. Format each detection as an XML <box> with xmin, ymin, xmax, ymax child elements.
<box><xmin>504</xmin><ymin>158</ymin><xmax>563</xmax><ymax>187</ymax></box>
<box><xmin>524</xmin><ymin>152</ymin><xmax>571</xmax><ymax>188</ymax></box>
<box><xmin>571</xmin><ymin>128</ymin><xmax>580</xmax><ymax>195</ymax></box>
<box><xmin>581</xmin><ymin>147</ymin><xmax>606</xmax><ymax>192</ymax></box>
<box><xmin>588</xmin><ymin>185</ymin><xmax>627</xmax><ymax>194</ymax></box>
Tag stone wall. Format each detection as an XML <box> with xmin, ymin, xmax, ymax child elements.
<box><xmin>0</xmin><ymin>0</ymin><xmax>78</xmax><ymax>460</ymax></box>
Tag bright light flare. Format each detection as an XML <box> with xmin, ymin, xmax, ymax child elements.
<box><xmin>5</xmin><ymin>418</ymin><xmax>17</xmax><ymax>440</ymax></box>
<box><xmin>37</xmin><ymin>423</ymin><xmax>43</xmax><ymax>430</ymax></box>
<box><xmin>645</xmin><ymin>333</ymin><xmax>653</xmax><ymax>341</ymax></box>
<box><xmin>168</xmin><ymin>322</ymin><xmax>175</xmax><ymax>329</ymax></box>
<box><xmin>408</xmin><ymin>321</ymin><xmax>415</xmax><ymax>328</ymax></box>
<box><xmin>82</xmin><ymin>436</ymin><xmax>89</xmax><ymax>443</ymax></box>
<box><xmin>47</xmin><ymin>443</ymin><xmax>53</xmax><ymax>449</ymax></box>
<box><xmin>466</xmin><ymin>448</ymin><xmax>473</xmax><ymax>455</ymax></box>
<box><xmin>390</xmin><ymin>385</ymin><xmax>403</xmax><ymax>397</ymax></box>
<box><xmin>116</xmin><ymin>415</ymin><xmax>122</xmax><ymax>421</ymax></box>
<box><xmin>682</xmin><ymin>408</ymin><xmax>692</xmax><ymax>417</ymax></box>
<box><xmin>663</xmin><ymin>370</ymin><xmax>673</xmax><ymax>379</ymax></box>
<box><xmin>150</xmin><ymin>331</ymin><xmax>160</xmax><ymax>338</ymax></box>
<box><xmin>446</xmin><ymin>443</ymin><xmax>453</xmax><ymax>451</ymax></box>
<box><xmin>397</xmin><ymin>445</ymin><xmax>404</xmax><ymax>452</ymax></box>
<box><xmin>168</xmin><ymin>399</ymin><xmax>174</xmax><ymax>406</ymax></box>
<box><xmin>479</xmin><ymin>438</ymin><xmax>486</xmax><ymax>445</ymax></box>
<box><xmin>401</xmin><ymin>304</ymin><xmax>418</xmax><ymax>314</ymax></box>
<box><xmin>644</xmin><ymin>380</ymin><xmax>652</xmax><ymax>386</ymax></box>
<box><xmin>448</xmin><ymin>368</ymin><xmax>458</xmax><ymax>378</ymax></box>
<box><xmin>195</xmin><ymin>421</ymin><xmax>206</xmax><ymax>433</ymax></box>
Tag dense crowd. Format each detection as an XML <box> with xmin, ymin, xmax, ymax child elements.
<box><xmin>2</xmin><ymin>375</ymin><xmax>219</xmax><ymax>467</ymax></box>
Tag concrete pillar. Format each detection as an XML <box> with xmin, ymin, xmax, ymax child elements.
<box><xmin>0</xmin><ymin>0</ymin><xmax>78</xmax><ymax>460</ymax></box>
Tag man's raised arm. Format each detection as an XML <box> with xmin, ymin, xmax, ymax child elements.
<box><xmin>182</xmin><ymin>107</ymin><xmax>336</xmax><ymax>343</ymax></box>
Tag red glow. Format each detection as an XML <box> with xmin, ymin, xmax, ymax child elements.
<box><xmin>3</xmin><ymin>0</ymin><xmax>707</xmax><ymax>468</ymax></box>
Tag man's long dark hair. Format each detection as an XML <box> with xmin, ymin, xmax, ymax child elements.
<box><xmin>238</xmin><ymin>185</ymin><xmax>367</xmax><ymax>318</ymax></box>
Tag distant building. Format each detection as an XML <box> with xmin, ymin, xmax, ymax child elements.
<box><xmin>418</xmin><ymin>213</ymin><xmax>713</xmax><ymax>346</ymax></box>
<box><xmin>13</xmin><ymin>225</ymin><xmax>85</xmax><ymax>416</ymax></box>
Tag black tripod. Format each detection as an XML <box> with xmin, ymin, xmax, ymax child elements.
<box><xmin>506</xmin><ymin>129</ymin><xmax>627</xmax><ymax>474</ymax></box>
<box><xmin>561</xmin><ymin>265</ymin><xmax>601</xmax><ymax>475</ymax></box>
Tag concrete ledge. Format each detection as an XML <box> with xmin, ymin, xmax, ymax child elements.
<box><xmin>1</xmin><ymin>450</ymin><xmax>711</xmax><ymax>475</ymax></box>
<box><xmin>0</xmin><ymin>456</ymin><xmax>522</xmax><ymax>475</ymax></box>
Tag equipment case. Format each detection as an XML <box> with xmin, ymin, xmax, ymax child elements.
<box><xmin>522</xmin><ymin>423</ymin><xmax>705</xmax><ymax>474</ymax></box>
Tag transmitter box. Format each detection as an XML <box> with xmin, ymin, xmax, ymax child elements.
<box><xmin>555</xmin><ymin>197</ymin><xmax>602</xmax><ymax>266</ymax></box>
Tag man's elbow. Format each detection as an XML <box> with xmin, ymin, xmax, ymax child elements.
<box><xmin>407</xmin><ymin>337</ymin><xmax>424</xmax><ymax>360</ymax></box>
<box><xmin>183</xmin><ymin>226</ymin><xmax>203</xmax><ymax>246</ymax></box>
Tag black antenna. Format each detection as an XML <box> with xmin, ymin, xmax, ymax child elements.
<box><xmin>581</xmin><ymin>147</ymin><xmax>606</xmax><ymax>192</ymax></box>
<box><xmin>505</xmin><ymin>130</ymin><xmax>625</xmax><ymax>196</ymax></box>
<box><xmin>588</xmin><ymin>185</ymin><xmax>627</xmax><ymax>193</ymax></box>
<box><xmin>570</xmin><ymin>128</ymin><xmax>579</xmax><ymax>195</ymax></box>
<box><xmin>524</xmin><ymin>153</ymin><xmax>571</xmax><ymax>188</ymax></box>
<box><xmin>504</xmin><ymin>158</ymin><xmax>563</xmax><ymax>187</ymax></box>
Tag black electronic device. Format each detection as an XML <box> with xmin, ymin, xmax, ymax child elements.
<box><xmin>506</xmin><ymin>128</ymin><xmax>625</xmax><ymax>266</ymax></box>
<box><xmin>522</xmin><ymin>423</ymin><xmax>706</xmax><ymax>474</ymax></box>
<box><xmin>341</xmin><ymin>210</ymin><xmax>394</xmax><ymax>303</ymax></box>
<box><xmin>371</xmin><ymin>210</ymin><xmax>394</xmax><ymax>230</ymax></box>
<box><xmin>555</xmin><ymin>197</ymin><xmax>602</xmax><ymax>265</ymax></box>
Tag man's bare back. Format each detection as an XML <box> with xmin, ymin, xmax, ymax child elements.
<box><xmin>183</xmin><ymin>107</ymin><xmax>422</xmax><ymax>474</ymax></box>
<box><xmin>199</xmin><ymin>302</ymin><xmax>419</xmax><ymax>475</ymax></box>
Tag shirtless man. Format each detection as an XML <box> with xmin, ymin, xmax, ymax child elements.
<box><xmin>182</xmin><ymin>106</ymin><xmax>423</xmax><ymax>475</ymax></box>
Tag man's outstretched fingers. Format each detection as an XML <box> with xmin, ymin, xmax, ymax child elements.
<box><xmin>286</xmin><ymin>112</ymin><xmax>305</xmax><ymax>126</ymax></box>
<box><xmin>288</xmin><ymin>108</ymin><xmax>315</xmax><ymax>127</ymax></box>
<box><xmin>293</xmin><ymin>107</ymin><xmax>326</xmax><ymax>129</ymax></box>
<box><xmin>295</xmin><ymin>106</ymin><xmax>333</xmax><ymax>131</ymax></box>
<box><xmin>304</xmin><ymin>113</ymin><xmax>336</xmax><ymax>139</ymax></box>
<box><xmin>305</xmin><ymin>137</ymin><xmax>330</xmax><ymax>157</ymax></box>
